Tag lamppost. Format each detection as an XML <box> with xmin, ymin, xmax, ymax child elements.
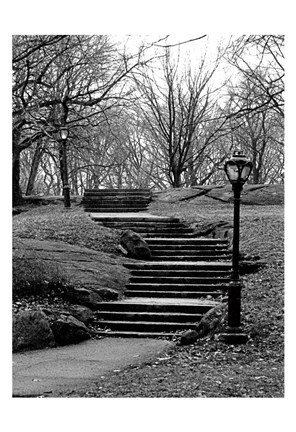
<box><xmin>220</xmin><ymin>149</ymin><xmax>253</xmax><ymax>344</ymax></box>
<box><xmin>59</xmin><ymin>126</ymin><xmax>71</xmax><ymax>208</ymax></box>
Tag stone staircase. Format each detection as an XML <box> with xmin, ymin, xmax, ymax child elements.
<box><xmin>86</xmin><ymin>190</ymin><xmax>231</xmax><ymax>338</ymax></box>
<box><xmin>82</xmin><ymin>188</ymin><xmax>152</xmax><ymax>212</ymax></box>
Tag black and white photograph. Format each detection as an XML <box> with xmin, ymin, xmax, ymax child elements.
<box><xmin>6</xmin><ymin>1</ymin><xmax>294</xmax><ymax>431</ymax></box>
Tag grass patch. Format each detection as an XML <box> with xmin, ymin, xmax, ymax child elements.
<box><xmin>13</xmin><ymin>203</ymin><xmax>120</xmax><ymax>254</ymax></box>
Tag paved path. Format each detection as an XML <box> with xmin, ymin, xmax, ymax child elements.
<box><xmin>13</xmin><ymin>337</ymin><xmax>173</xmax><ymax>397</ymax></box>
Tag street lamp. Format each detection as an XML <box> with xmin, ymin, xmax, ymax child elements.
<box><xmin>59</xmin><ymin>126</ymin><xmax>71</xmax><ymax>208</ymax></box>
<box><xmin>221</xmin><ymin>149</ymin><xmax>253</xmax><ymax>344</ymax></box>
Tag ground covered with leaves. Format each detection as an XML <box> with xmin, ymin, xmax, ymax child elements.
<box><xmin>13</xmin><ymin>194</ymin><xmax>284</xmax><ymax>398</ymax></box>
<box><xmin>13</xmin><ymin>202</ymin><xmax>121</xmax><ymax>255</ymax></box>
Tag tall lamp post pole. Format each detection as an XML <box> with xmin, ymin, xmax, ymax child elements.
<box><xmin>59</xmin><ymin>126</ymin><xmax>71</xmax><ymax>209</ymax></box>
<box><xmin>221</xmin><ymin>149</ymin><xmax>253</xmax><ymax>344</ymax></box>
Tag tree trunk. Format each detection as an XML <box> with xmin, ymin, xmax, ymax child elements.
<box><xmin>12</xmin><ymin>144</ymin><xmax>23</xmax><ymax>206</ymax></box>
<box><xmin>25</xmin><ymin>141</ymin><xmax>44</xmax><ymax>196</ymax></box>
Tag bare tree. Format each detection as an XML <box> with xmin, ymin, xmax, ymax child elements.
<box><xmin>225</xmin><ymin>35</ymin><xmax>284</xmax><ymax>118</ymax></box>
<box><xmin>225</xmin><ymin>71</ymin><xmax>284</xmax><ymax>184</ymax></box>
<box><xmin>134</xmin><ymin>48</ymin><xmax>230</xmax><ymax>187</ymax></box>
<box><xmin>13</xmin><ymin>35</ymin><xmax>151</xmax><ymax>203</ymax></box>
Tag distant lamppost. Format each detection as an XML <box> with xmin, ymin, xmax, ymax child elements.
<box><xmin>221</xmin><ymin>149</ymin><xmax>253</xmax><ymax>344</ymax></box>
<box><xmin>59</xmin><ymin>126</ymin><xmax>71</xmax><ymax>208</ymax></box>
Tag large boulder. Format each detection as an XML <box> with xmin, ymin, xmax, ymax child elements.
<box><xmin>51</xmin><ymin>315</ymin><xmax>90</xmax><ymax>345</ymax></box>
<box><xmin>120</xmin><ymin>230</ymin><xmax>151</xmax><ymax>260</ymax></box>
<box><xmin>13</xmin><ymin>310</ymin><xmax>55</xmax><ymax>352</ymax></box>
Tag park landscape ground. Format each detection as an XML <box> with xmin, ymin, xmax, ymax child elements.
<box><xmin>12</xmin><ymin>186</ymin><xmax>284</xmax><ymax>398</ymax></box>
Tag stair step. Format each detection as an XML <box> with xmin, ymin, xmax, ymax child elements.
<box><xmin>103</xmin><ymin>226</ymin><xmax>193</xmax><ymax>233</ymax></box>
<box><xmin>125</xmin><ymin>290</ymin><xmax>222</xmax><ymax>298</ymax></box>
<box><xmin>129</xmin><ymin>276</ymin><xmax>230</xmax><ymax>285</ymax></box>
<box><xmin>126</xmin><ymin>283</ymin><xmax>228</xmax><ymax>291</ymax></box>
<box><xmin>151</xmin><ymin>255</ymin><xmax>231</xmax><ymax>261</ymax></box>
<box><xmin>149</xmin><ymin>245</ymin><xmax>228</xmax><ymax>251</ymax></box>
<box><xmin>95</xmin><ymin>320</ymin><xmax>200</xmax><ymax>332</ymax></box>
<box><xmin>151</xmin><ymin>250</ymin><xmax>229</xmax><ymax>256</ymax></box>
<box><xmin>94</xmin><ymin>330</ymin><xmax>176</xmax><ymax>338</ymax></box>
<box><xmin>130</xmin><ymin>270</ymin><xmax>230</xmax><ymax>277</ymax></box>
<box><xmin>104</xmin><ymin>226</ymin><xmax>190</xmax><ymax>231</ymax></box>
<box><xmin>83</xmin><ymin>196</ymin><xmax>151</xmax><ymax>201</ymax></box>
<box><xmin>82</xmin><ymin>199</ymin><xmax>149</xmax><ymax>207</ymax></box>
<box><xmin>95</xmin><ymin>311</ymin><xmax>203</xmax><ymax>322</ymax></box>
<box><xmin>101</xmin><ymin>222</ymin><xmax>185</xmax><ymax>227</ymax></box>
<box><xmin>94</xmin><ymin>300</ymin><xmax>214</xmax><ymax>314</ymax></box>
<box><xmin>142</xmin><ymin>232</ymin><xmax>196</xmax><ymax>238</ymax></box>
<box><xmin>125</xmin><ymin>262</ymin><xmax>231</xmax><ymax>270</ymax></box>
<box><xmin>91</xmin><ymin>217</ymin><xmax>180</xmax><ymax>223</ymax></box>
<box><xmin>84</xmin><ymin>189</ymin><xmax>151</xmax><ymax>194</ymax></box>
<box><xmin>86</xmin><ymin>208</ymin><xmax>146</xmax><ymax>212</ymax></box>
<box><xmin>145</xmin><ymin>238</ymin><xmax>229</xmax><ymax>245</ymax></box>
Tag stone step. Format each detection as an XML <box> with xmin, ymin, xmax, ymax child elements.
<box><xmin>130</xmin><ymin>269</ymin><xmax>230</xmax><ymax>277</ymax></box>
<box><xmin>149</xmin><ymin>244</ymin><xmax>228</xmax><ymax>251</ymax></box>
<box><xmin>102</xmin><ymin>221</ymin><xmax>185</xmax><ymax>226</ymax></box>
<box><xmin>129</xmin><ymin>276</ymin><xmax>230</xmax><ymax>284</ymax></box>
<box><xmin>121</xmin><ymin>227</ymin><xmax>195</xmax><ymax>233</ymax></box>
<box><xmin>95</xmin><ymin>319</ymin><xmax>200</xmax><ymax>332</ymax></box>
<box><xmin>151</xmin><ymin>255</ymin><xmax>231</xmax><ymax>261</ymax></box>
<box><xmin>125</xmin><ymin>262</ymin><xmax>232</xmax><ymax>270</ymax></box>
<box><xmin>125</xmin><ymin>290</ymin><xmax>222</xmax><ymax>298</ymax></box>
<box><xmin>83</xmin><ymin>200</ymin><xmax>150</xmax><ymax>206</ymax></box>
<box><xmin>84</xmin><ymin>188</ymin><xmax>151</xmax><ymax>195</ymax></box>
<box><xmin>102</xmin><ymin>223</ymin><xmax>188</xmax><ymax>230</ymax></box>
<box><xmin>151</xmin><ymin>249</ymin><xmax>229</xmax><ymax>256</ymax></box>
<box><xmin>145</xmin><ymin>238</ymin><xmax>229</xmax><ymax>245</ymax></box>
<box><xmin>142</xmin><ymin>232</ymin><xmax>199</xmax><ymax>238</ymax></box>
<box><xmin>85</xmin><ymin>207</ymin><xmax>146</xmax><ymax>212</ymax></box>
<box><xmin>95</xmin><ymin>310</ymin><xmax>203</xmax><ymax>323</ymax></box>
<box><xmin>126</xmin><ymin>283</ymin><xmax>228</xmax><ymax>292</ymax></box>
<box><xmin>91</xmin><ymin>216</ymin><xmax>180</xmax><ymax>223</ymax></box>
<box><xmin>94</xmin><ymin>330</ymin><xmax>176</xmax><ymax>338</ymax></box>
<box><xmin>82</xmin><ymin>195</ymin><xmax>151</xmax><ymax>201</ymax></box>
<box><xmin>94</xmin><ymin>300</ymin><xmax>214</xmax><ymax>314</ymax></box>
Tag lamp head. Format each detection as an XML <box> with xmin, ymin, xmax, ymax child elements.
<box><xmin>224</xmin><ymin>149</ymin><xmax>253</xmax><ymax>185</ymax></box>
<box><xmin>59</xmin><ymin>127</ymin><xmax>69</xmax><ymax>141</ymax></box>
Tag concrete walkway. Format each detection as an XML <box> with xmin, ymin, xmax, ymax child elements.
<box><xmin>13</xmin><ymin>337</ymin><xmax>173</xmax><ymax>397</ymax></box>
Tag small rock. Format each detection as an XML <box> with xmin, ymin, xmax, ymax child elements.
<box><xmin>51</xmin><ymin>315</ymin><xmax>90</xmax><ymax>345</ymax></box>
<box><xmin>68</xmin><ymin>305</ymin><xmax>94</xmax><ymax>323</ymax></box>
<box><xmin>120</xmin><ymin>230</ymin><xmax>151</xmax><ymax>260</ymax></box>
<box><xmin>13</xmin><ymin>310</ymin><xmax>55</xmax><ymax>352</ymax></box>
<box><xmin>196</xmin><ymin>303</ymin><xmax>227</xmax><ymax>338</ymax></box>
<box><xmin>179</xmin><ymin>330</ymin><xmax>199</xmax><ymax>345</ymax></box>
<box><xmin>65</xmin><ymin>286</ymin><xmax>103</xmax><ymax>310</ymax></box>
<box><xmin>95</xmin><ymin>288</ymin><xmax>119</xmax><ymax>301</ymax></box>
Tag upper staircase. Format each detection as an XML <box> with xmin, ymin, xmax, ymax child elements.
<box><xmin>82</xmin><ymin>188</ymin><xmax>152</xmax><ymax>212</ymax></box>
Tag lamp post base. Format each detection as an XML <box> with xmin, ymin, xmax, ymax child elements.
<box><xmin>219</xmin><ymin>327</ymin><xmax>249</xmax><ymax>344</ymax></box>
